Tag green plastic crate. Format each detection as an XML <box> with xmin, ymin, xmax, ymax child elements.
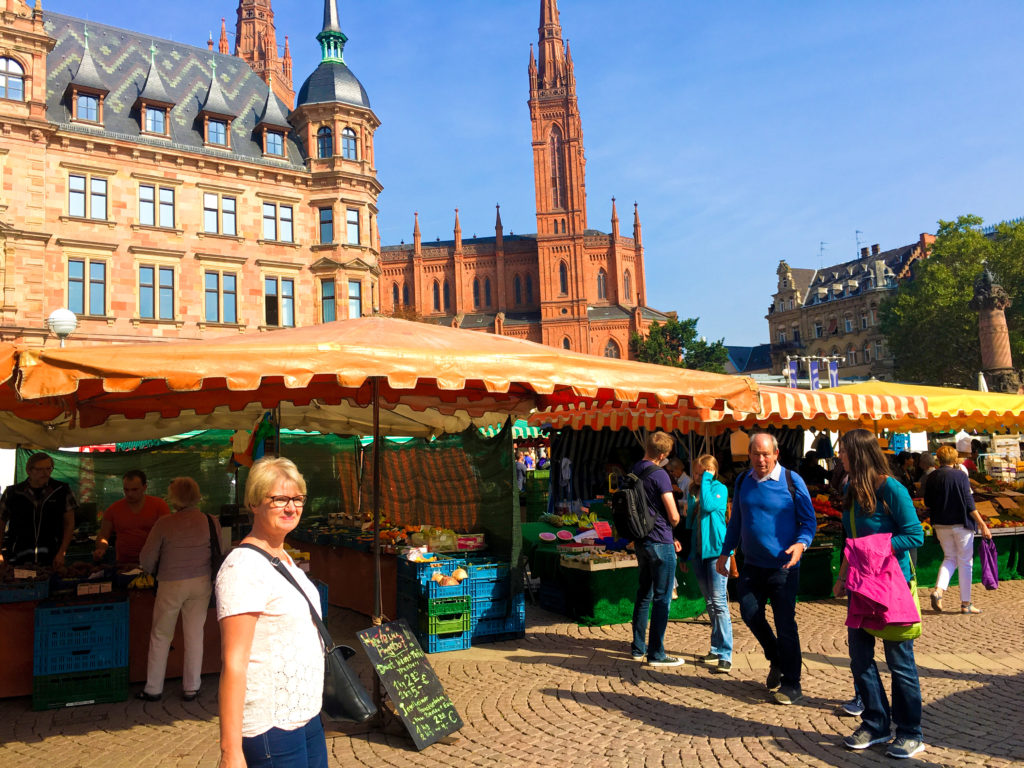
<box><xmin>32</xmin><ymin>666</ymin><xmax>129</xmax><ymax>710</ymax></box>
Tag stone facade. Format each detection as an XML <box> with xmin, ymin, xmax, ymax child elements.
<box><xmin>767</xmin><ymin>235</ymin><xmax>934</xmax><ymax>380</ymax></box>
<box><xmin>0</xmin><ymin>0</ymin><xmax>380</xmax><ymax>347</ymax></box>
<box><xmin>379</xmin><ymin>0</ymin><xmax>668</xmax><ymax>358</ymax></box>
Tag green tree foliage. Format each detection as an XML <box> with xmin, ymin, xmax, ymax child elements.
<box><xmin>880</xmin><ymin>215</ymin><xmax>1024</xmax><ymax>387</ymax></box>
<box><xmin>629</xmin><ymin>317</ymin><xmax>729</xmax><ymax>373</ymax></box>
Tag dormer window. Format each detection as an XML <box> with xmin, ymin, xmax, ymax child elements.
<box><xmin>265</xmin><ymin>130</ymin><xmax>284</xmax><ymax>157</ymax></box>
<box><xmin>0</xmin><ymin>58</ymin><xmax>24</xmax><ymax>101</ymax></box>
<box><xmin>208</xmin><ymin>119</ymin><xmax>227</xmax><ymax>146</ymax></box>
<box><xmin>144</xmin><ymin>106</ymin><xmax>167</xmax><ymax>134</ymax></box>
<box><xmin>76</xmin><ymin>93</ymin><xmax>100</xmax><ymax>122</ymax></box>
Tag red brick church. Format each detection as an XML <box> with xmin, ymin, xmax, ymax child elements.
<box><xmin>379</xmin><ymin>0</ymin><xmax>669</xmax><ymax>358</ymax></box>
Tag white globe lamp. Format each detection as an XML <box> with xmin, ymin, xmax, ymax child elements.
<box><xmin>47</xmin><ymin>308</ymin><xmax>78</xmax><ymax>348</ymax></box>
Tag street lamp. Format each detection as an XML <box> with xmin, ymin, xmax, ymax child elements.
<box><xmin>46</xmin><ymin>308</ymin><xmax>78</xmax><ymax>348</ymax></box>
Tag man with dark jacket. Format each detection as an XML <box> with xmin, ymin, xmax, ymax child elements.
<box><xmin>0</xmin><ymin>452</ymin><xmax>79</xmax><ymax>566</ymax></box>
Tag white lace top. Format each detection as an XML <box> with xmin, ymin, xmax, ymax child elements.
<box><xmin>215</xmin><ymin>547</ymin><xmax>324</xmax><ymax>737</ymax></box>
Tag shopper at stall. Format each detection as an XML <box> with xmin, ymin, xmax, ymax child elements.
<box><xmin>716</xmin><ymin>432</ymin><xmax>816</xmax><ymax>705</ymax></box>
<box><xmin>515</xmin><ymin>451</ymin><xmax>527</xmax><ymax>492</ymax></box>
<box><xmin>687</xmin><ymin>454</ymin><xmax>733</xmax><ymax>673</ymax></box>
<box><xmin>94</xmin><ymin>469</ymin><xmax>171</xmax><ymax>565</ymax></box>
<box><xmin>833</xmin><ymin>428</ymin><xmax>925</xmax><ymax>759</ymax></box>
<box><xmin>924</xmin><ymin>444</ymin><xmax>991</xmax><ymax>614</ymax></box>
<box><xmin>0</xmin><ymin>452</ymin><xmax>78</xmax><ymax>567</ymax></box>
<box><xmin>216</xmin><ymin>457</ymin><xmax>327</xmax><ymax>768</ymax></box>
<box><xmin>630</xmin><ymin>431</ymin><xmax>683</xmax><ymax>667</ymax></box>
<box><xmin>137</xmin><ymin>477</ymin><xmax>216</xmax><ymax>702</ymax></box>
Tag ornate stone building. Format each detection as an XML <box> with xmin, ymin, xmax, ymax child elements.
<box><xmin>379</xmin><ymin>0</ymin><xmax>669</xmax><ymax>357</ymax></box>
<box><xmin>767</xmin><ymin>235</ymin><xmax>934</xmax><ymax>380</ymax></box>
<box><xmin>0</xmin><ymin>0</ymin><xmax>380</xmax><ymax>346</ymax></box>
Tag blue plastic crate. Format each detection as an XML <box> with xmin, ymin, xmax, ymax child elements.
<box><xmin>471</xmin><ymin>607</ymin><xmax>526</xmax><ymax>639</ymax></box>
<box><xmin>464</xmin><ymin>558</ymin><xmax>510</xmax><ymax>582</ymax></box>
<box><xmin>467</xmin><ymin>576</ymin><xmax>509</xmax><ymax>603</ymax></box>
<box><xmin>314</xmin><ymin>580</ymin><xmax>329</xmax><ymax>619</ymax></box>
<box><xmin>470</xmin><ymin>597</ymin><xmax>508</xmax><ymax>620</ymax></box>
<box><xmin>0</xmin><ymin>579</ymin><xmax>49</xmax><ymax>604</ymax></box>
<box><xmin>398</xmin><ymin>574</ymin><xmax>470</xmax><ymax>600</ymax></box>
<box><xmin>396</xmin><ymin>556</ymin><xmax>467</xmax><ymax>587</ymax></box>
<box><xmin>471</xmin><ymin>630</ymin><xmax>525</xmax><ymax>645</ymax></box>
<box><xmin>415</xmin><ymin>630</ymin><xmax>471</xmax><ymax>654</ymax></box>
<box><xmin>34</xmin><ymin>601</ymin><xmax>129</xmax><ymax>676</ymax></box>
<box><xmin>538</xmin><ymin>582</ymin><xmax>568</xmax><ymax>614</ymax></box>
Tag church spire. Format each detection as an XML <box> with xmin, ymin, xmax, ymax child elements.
<box><xmin>413</xmin><ymin>211</ymin><xmax>421</xmax><ymax>253</ymax></box>
<box><xmin>219</xmin><ymin>18</ymin><xmax>229</xmax><ymax>54</ymax></box>
<box><xmin>633</xmin><ymin>202</ymin><xmax>642</xmax><ymax>248</ymax></box>
<box><xmin>537</xmin><ymin>0</ymin><xmax>565</xmax><ymax>89</ymax></box>
<box><xmin>454</xmin><ymin>208</ymin><xmax>462</xmax><ymax>251</ymax></box>
<box><xmin>234</xmin><ymin>1</ymin><xmax>294</xmax><ymax>107</ymax></box>
<box><xmin>318</xmin><ymin>0</ymin><xmax>348</xmax><ymax>63</ymax></box>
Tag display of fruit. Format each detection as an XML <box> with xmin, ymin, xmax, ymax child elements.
<box><xmin>451</xmin><ymin>567</ymin><xmax>469</xmax><ymax>582</ymax></box>
<box><xmin>128</xmin><ymin>572</ymin><xmax>156</xmax><ymax>589</ymax></box>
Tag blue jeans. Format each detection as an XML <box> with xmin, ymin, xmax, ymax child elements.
<box><xmin>736</xmin><ymin>563</ymin><xmax>802</xmax><ymax>688</ymax></box>
<box><xmin>242</xmin><ymin>715</ymin><xmax>328</xmax><ymax>768</ymax></box>
<box><xmin>631</xmin><ymin>540</ymin><xmax>677</xmax><ymax>661</ymax></box>
<box><xmin>694</xmin><ymin>557</ymin><xmax>733</xmax><ymax>662</ymax></box>
<box><xmin>848</xmin><ymin>628</ymin><xmax>923</xmax><ymax>740</ymax></box>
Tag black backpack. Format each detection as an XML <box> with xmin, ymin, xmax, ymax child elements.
<box><xmin>611</xmin><ymin>464</ymin><xmax>664</xmax><ymax>541</ymax></box>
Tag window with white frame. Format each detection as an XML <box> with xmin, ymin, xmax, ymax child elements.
<box><xmin>144</xmin><ymin>106</ymin><xmax>166</xmax><ymax>134</ymax></box>
<box><xmin>342</xmin><ymin>128</ymin><xmax>358</xmax><ymax>160</ymax></box>
<box><xmin>0</xmin><ymin>58</ymin><xmax>24</xmax><ymax>101</ymax></box>
<box><xmin>207</xmin><ymin>118</ymin><xmax>227</xmax><ymax>146</ymax></box>
<box><xmin>346</xmin><ymin>208</ymin><xmax>359</xmax><ymax>245</ymax></box>
<box><xmin>265</xmin><ymin>130</ymin><xmax>284</xmax><ymax>157</ymax></box>
<box><xmin>348</xmin><ymin>279</ymin><xmax>362</xmax><ymax>318</ymax></box>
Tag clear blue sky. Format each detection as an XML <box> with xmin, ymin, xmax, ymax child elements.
<box><xmin>45</xmin><ymin>0</ymin><xmax>1024</xmax><ymax>349</ymax></box>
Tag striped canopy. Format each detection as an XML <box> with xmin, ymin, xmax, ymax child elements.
<box><xmin>479</xmin><ymin>419</ymin><xmax>543</xmax><ymax>440</ymax></box>
<box><xmin>528</xmin><ymin>383</ymin><xmax>929</xmax><ymax>433</ymax></box>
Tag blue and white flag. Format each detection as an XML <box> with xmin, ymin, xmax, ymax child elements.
<box><xmin>809</xmin><ymin>360</ymin><xmax>820</xmax><ymax>390</ymax></box>
<box><xmin>787</xmin><ymin>359</ymin><xmax>799</xmax><ymax>388</ymax></box>
<box><xmin>828</xmin><ymin>359</ymin><xmax>840</xmax><ymax>388</ymax></box>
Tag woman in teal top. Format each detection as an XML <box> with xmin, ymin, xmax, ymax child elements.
<box><xmin>833</xmin><ymin>429</ymin><xmax>925</xmax><ymax>760</ymax></box>
<box><xmin>686</xmin><ymin>454</ymin><xmax>733</xmax><ymax>672</ymax></box>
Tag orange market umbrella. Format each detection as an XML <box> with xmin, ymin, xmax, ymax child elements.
<box><xmin>5</xmin><ymin>317</ymin><xmax>760</xmax><ymax>448</ymax></box>
<box><xmin>529</xmin><ymin>383</ymin><xmax>928</xmax><ymax>433</ymax></box>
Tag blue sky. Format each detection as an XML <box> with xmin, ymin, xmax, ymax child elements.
<box><xmin>44</xmin><ymin>1</ymin><xmax>1024</xmax><ymax>349</ymax></box>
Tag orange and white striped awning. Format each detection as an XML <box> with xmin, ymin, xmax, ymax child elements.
<box><xmin>528</xmin><ymin>384</ymin><xmax>929</xmax><ymax>433</ymax></box>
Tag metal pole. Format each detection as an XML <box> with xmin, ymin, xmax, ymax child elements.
<box><xmin>371</xmin><ymin>377</ymin><xmax>384</xmax><ymax>723</ymax></box>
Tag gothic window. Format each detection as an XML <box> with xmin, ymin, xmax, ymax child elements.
<box><xmin>317</xmin><ymin>126</ymin><xmax>333</xmax><ymax>158</ymax></box>
<box><xmin>392</xmin><ymin>282</ymin><xmax>400</xmax><ymax>308</ymax></box>
<box><xmin>558</xmin><ymin>261</ymin><xmax>568</xmax><ymax>295</ymax></box>
<box><xmin>561</xmin><ymin>218</ymin><xmax>567</xmax><ymax>233</ymax></box>
<box><xmin>342</xmin><ymin>128</ymin><xmax>358</xmax><ymax>160</ymax></box>
<box><xmin>473</xmin><ymin>278</ymin><xmax>481</xmax><ymax>308</ymax></box>
<box><xmin>402</xmin><ymin>284</ymin><xmax>410</xmax><ymax>306</ymax></box>
<box><xmin>562</xmin><ymin>337</ymin><xmax>571</xmax><ymax>350</ymax></box>
<box><xmin>443</xmin><ymin>280</ymin><xmax>451</xmax><ymax>311</ymax></box>
<box><xmin>623</xmin><ymin>270</ymin><xmax>632</xmax><ymax>302</ymax></box>
<box><xmin>604</xmin><ymin>339</ymin><xmax>621</xmax><ymax>358</ymax></box>
<box><xmin>484</xmin><ymin>277</ymin><xmax>492</xmax><ymax>307</ymax></box>
<box><xmin>432</xmin><ymin>280</ymin><xmax>440</xmax><ymax>312</ymax></box>
<box><xmin>513</xmin><ymin>274</ymin><xmax>522</xmax><ymax>305</ymax></box>
<box><xmin>525</xmin><ymin>274</ymin><xmax>533</xmax><ymax>304</ymax></box>
<box><xmin>549</xmin><ymin>125</ymin><xmax>566</xmax><ymax>210</ymax></box>
<box><xmin>0</xmin><ymin>58</ymin><xmax>24</xmax><ymax>101</ymax></box>
<box><xmin>597</xmin><ymin>268</ymin><xmax>607</xmax><ymax>299</ymax></box>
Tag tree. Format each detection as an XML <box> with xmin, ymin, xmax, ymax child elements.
<box><xmin>880</xmin><ymin>215</ymin><xmax>1024</xmax><ymax>387</ymax></box>
<box><xmin>629</xmin><ymin>316</ymin><xmax>729</xmax><ymax>373</ymax></box>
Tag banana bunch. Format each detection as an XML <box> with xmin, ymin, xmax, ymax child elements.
<box><xmin>577</xmin><ymin>511</ymin><xmax>599</xmax><ymax>528</ymax></box>
<box><xmin>128</xmin><ymin>572</ymin><xmax>155</xmax><ymax>589</ymax></box>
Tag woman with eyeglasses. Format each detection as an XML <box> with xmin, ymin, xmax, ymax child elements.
<box><xmin>215</xmin><ymin>457</ymin><xmax>327</xmax><ymax>768</ymax></box>
<box><xmin>138</xmin><ymin>477</ymin><xmax>217</xmax><ymax>702</ymax></box>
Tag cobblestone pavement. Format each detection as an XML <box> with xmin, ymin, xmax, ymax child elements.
<box><xmin>2</xmin><ymin>581</ymin><xmax>1022</xmax><ymax>767</ymax></box>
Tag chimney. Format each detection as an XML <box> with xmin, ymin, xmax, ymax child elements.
<box><xmin>860</xmin><ymin>247</ymin><xmax>869</xmax><ymax>258</ymax></box>
<box><xmin>871</xmin><ymin>244</ymin><xmax>880</xmax><ymax>256</ymax></box>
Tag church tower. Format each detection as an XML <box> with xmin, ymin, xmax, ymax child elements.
<box><xmin>529</xmin><ymin>0</ymin><xmax>590</xmax><ymax>351</ymax></box>
<box><xmin>234</xmin><ymin>0</ymin><xmax>294</xmax><ymax>107</ymax></box>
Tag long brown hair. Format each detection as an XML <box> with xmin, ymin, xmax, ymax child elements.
<box><xmin>840</xmin><ymin>429</ymin><xmax>890</xmax><ymax>513</ymax></box>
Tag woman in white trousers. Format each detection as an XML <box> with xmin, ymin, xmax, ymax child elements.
<box><xmin>138</xmin><ymin>477</ymin><xmax>216</xmax><ymax>700</ymax></box>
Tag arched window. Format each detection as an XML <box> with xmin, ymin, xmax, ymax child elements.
<box><xmin>472</xmin><ymin>278</ymin><xmax>481</xmax><ymax>308</ymax></box>
<box><xmin>392</xmin><ymin>282</ymin><xmax>400</xmax><ymax>308</ymax></box>
<box><xmin>341</xmin><ymin>128</ymin><xmax>358</xmax><ymax>160</ymax></box>
<box><xmin>623</xmin><ymin>270</ymin><xmax>632</xmax><ymax>302</ymax></box>
<box><xmin>0</xmin><ymin>58</ymin><xmax>25</xmax><ymax>101</ymax></box>
<box><xmin>562</xmin><ymin>337</ymin><xmax>571</xmax><ymax>350</ymax></box>
<box><xmin>604</xmin><ymin>339</ymin><xmax>621</xmax><ymax>358</ymax></box>
<box><xmin>558</xmin><ymin>261</ymin><xmax>568</xmax><ymax>295</ymax></box>
<box><xmin>317</xmin><ymin>126</ymin><xmax>333</xmax><ymax>159</ymax></box>
<box><xmin>443</xmin><ymin>280</ymin><xmax>451</xmax><ymax>311</ymax></box>
<box><xmin>863</xmin><ymin>343</ymin><xmax>872</xmax><ymax>363</ymax></box>
<box><xmin>549</xmin><ymin>125</ymin><xmax>566</xmax><ymax>209</ymax></box>
<box><xmin>525</xmin><ymin>274</ymin><xmax>533</xmax><ymax>304</ymax></box>
<box><xmin>561</xmin><ymin>218</ymin><xmax>567</xmax><ymax>233</ymax></box>
<box><xmin>484</xmin><ymin>277</ymin><xmax>492</xmax><ymax>307</ymax></box>
<box><xmin>846</xmin><ymin>346</ymin><xmax>857</xmax><ymax>366</ymax></box>
<box><xmin>402</xmin><ymin>284</ymin><xmax>410</xmax><ymax>306</ymax></box>
<box><xmin>432</xmin><ymin>280</ymin><xmax>440</xmax><ymax>312</ymax></box>
<box><xmin>597</xmin><ymin>268</ymin><xmax>607</xmax><ymax>299</ymax></box>
<box><xmin>513</xmin><ymin>274</ymin><xmax>522</xmax><ymax>305</ymax></box>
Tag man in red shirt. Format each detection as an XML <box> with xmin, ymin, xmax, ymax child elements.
<box><xmin>93</xmin><ymin>470</ymin><xmax>171</xmax><ymax>564</ymax></box>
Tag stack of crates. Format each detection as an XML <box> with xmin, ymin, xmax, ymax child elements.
<box><xmin>466</xmin><ymin>557</ymin><xmax>526</xmax><ymax>643</ymax></box>
<box><xmin>396</xmin><ymin>555</ymin><xmax>472</xmax><ymax>653</ymax></box>
<box><xmin>32</xmin><ymin>599</ymin><xmax>129</xmax><ymax>709</ymax></box>
<box><xmin>523</xmin><ymin>470</ymin><xmax>550</xmax><ymax>521</ymax></box>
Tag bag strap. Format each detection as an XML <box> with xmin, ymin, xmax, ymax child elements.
<box><xmin>206</xmin><ymin>514</ymin><xmax>222</xmax><ymax>559</ymax></box>
<box><xmin>239</xmin><ymin>543</ymin><xmax>336</xmax><ymax>653</ymax></box>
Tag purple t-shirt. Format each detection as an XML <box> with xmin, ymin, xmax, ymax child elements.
<box><xmin>631</xmin><ymin>460</ymin><xmax>675</xmax><ymax>544</ymax></box>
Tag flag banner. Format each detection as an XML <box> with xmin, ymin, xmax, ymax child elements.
<box><xmin>809</xmin><ymin>360</ymin><xmax>820</xmax><ymax>390</ymax></box>
<box><xmin>828</xmin><ymin>359</ymin><xmax>839</xmax><ymax>388</ymax></box>
<box><xmin>787</xmin><ymin>359</ymin><xmax>799</xmax><ymax>388</ymax></box>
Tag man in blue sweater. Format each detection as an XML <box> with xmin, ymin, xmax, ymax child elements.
<box><xmin>716</xmin><ymin>432</ymin><xmax>816</xmax><ymax>705</ymax></box>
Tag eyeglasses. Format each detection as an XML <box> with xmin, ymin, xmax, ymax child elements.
<box><xmin>266</xmin><ymin>495</ymin><xmax>307</xmax><ymax>508</ymax></box>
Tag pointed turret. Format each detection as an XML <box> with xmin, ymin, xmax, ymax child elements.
<box><xmin>219</xmin><ymin>18</ymin><xmax>229</xmax><ymax>54</ymax></box>
<box><xmin>65</xmin><ymin>26</ymin><xmax>109</xmax><ymax>123</ymax></box>
<box><xmin>200</xmin><ymin>58</ymin><xmax>233</xmax><ymax>117</ymax></box>
<box><xmin>413</xmin><ymin>212</ymin><xmax>421</xmax><ymax>253</ymax></box>
<box><xmin>296</xmin><ymin>0</ymin><xmax>370</xmax><ymax>109</ymax></box>
<box><xmin>610</xmin><ymin>196</ymin><xmax>619</xmax><ymax>239</ymax></box>
<box><xmin>234</xmin><ymin>1</ymin><xmax>293</xmax><ymax>107</ymax></box>
<box><xmin>454</xmin><ymin>208</ymin><xmax>462</xmax><ymax>252</ymax></box>
<box><xmin>633</xmin><ymin>202</ymin><xmax>642</xmax><ymax>248</ymax></box>
<box><xmin>282</xmin><ymin>35</ymin><xmax>292</xmax><ymax>83</ymax></box>
<box><xmin>208</xmin><ymin>33</ymin><xmax>214</xmax><ymax>52</ymax></box>
<box><xmin>255</xmin><ymin>85</ymin><xmax>290</xmax><ymax>130</ymax></box>
<box><xmin>528</xmin><ymin>44</ymin><xmax>537</xmax><ymax>92</ymax></box>
<box><xmin>537</xmin><ymin>0</ymin><xmax>566</xmax><ymax>89</ymax></box>
<box><xmin>70</xmin><ymin>28</ymin><xmax>107</xmax><ymax>92</ymax></box>
<box><xmin>136</xmin><ymin>44</ymin><xmax>172</xmax><ymax>107</ymax></box>
<box><xmin>317</xmin><ymin>0</ymin><xmax>348</xmax><ymax>63</ymax></box>
<box><xmin>495</xmin><ymin>204</ymin><xmax>503</xmax><ymax>239</ymax></box>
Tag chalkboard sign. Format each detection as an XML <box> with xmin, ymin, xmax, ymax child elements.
<box><xmin>356</xmin><ymin>619</ymin><xmax>463</xmax><ymax>750</ymax></box>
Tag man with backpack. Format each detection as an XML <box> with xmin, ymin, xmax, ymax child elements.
<box><xmin>716</xmin><ymin>432</ymin><xmax>817</xmax><ymax>704</ymax></box>
<box><xmin>626</xmin><ymin>432</ymin><xmax>683</xmax><ymax>667</ymax></box>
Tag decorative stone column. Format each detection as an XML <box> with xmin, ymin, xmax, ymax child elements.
<box><xmin>969</xmin><ymin>264</ymin><xmax>1023</xmax><ymax>393</ymax></box>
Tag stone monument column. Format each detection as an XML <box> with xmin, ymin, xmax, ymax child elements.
<box><xmin>969</xmin><ymin>264</ymin><xmax>1023</xmax><ymax>393</ymax></box>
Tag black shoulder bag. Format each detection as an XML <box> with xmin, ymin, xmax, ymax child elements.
<box><xmin>240</xmin><ymin>543</ymin><xmax>377</xmax><ymax>723</ymax></box>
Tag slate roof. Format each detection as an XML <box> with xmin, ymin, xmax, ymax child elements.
<box><xmin>45</xmin><ymin>12</ymin><xmax>305</xmax><ymax>169</ymax></box>
<box><xmin>296</xmin><ymin>59</ymin><xmax>371</xmax><ymax>109</ymax></box>
<box><xmin>801</xmin><ymin>243</ymin><xmax>918</xmax><ymax>307</ymax></box>
<box><xmin>726</xmin><ymin>343</ymin><xmax>773</xmax><ymax>374</ymax></box>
